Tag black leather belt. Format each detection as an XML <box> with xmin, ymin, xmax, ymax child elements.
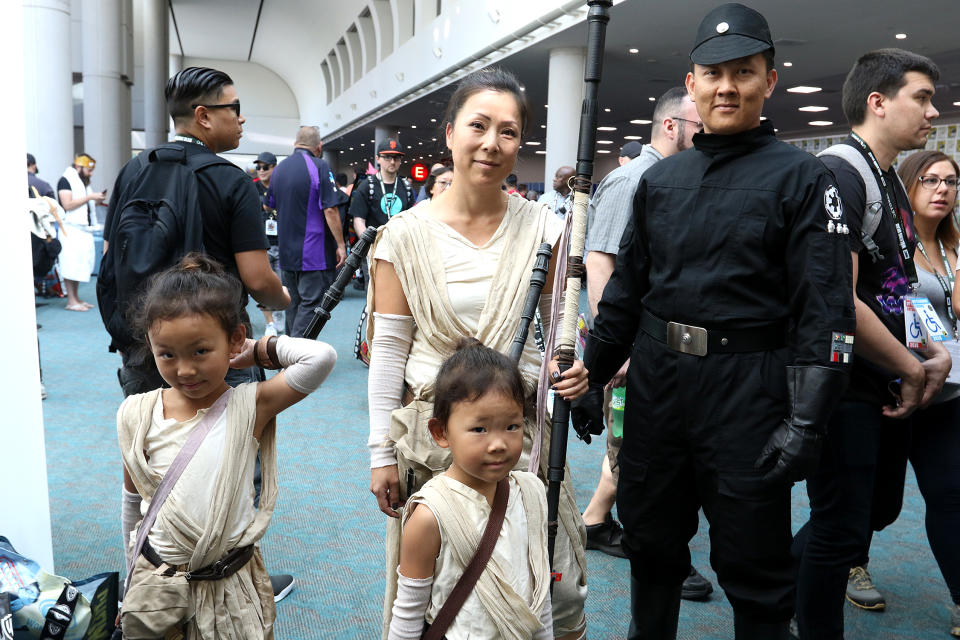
<box><xmin>141</xmin><ymin>538</ymin><xmax>255</xmax><ymax>581</ymax></box>
<box><xmin>639</xmin><ymin>309</ymin><xmax>786</xmax><ymax>356</ymax></box>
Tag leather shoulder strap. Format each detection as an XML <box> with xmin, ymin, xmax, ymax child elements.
<box><xmin>422</xmin><ymin>478</ymin><xmax>509</xmax><ymax>640</ymax></box>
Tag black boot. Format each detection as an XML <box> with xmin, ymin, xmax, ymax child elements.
<box><xmin>627</xmin><ymin>577</ymin><xmax>681</xmax><ymax>640</ymax></box>
<box><xmin>733</xmin><ymin>613</ymin><xmax>790</xmax><ymax>640</ymax></box>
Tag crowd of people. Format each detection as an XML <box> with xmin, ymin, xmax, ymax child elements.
<box><xmin>26</xmin><ymin>1</ymin><xmax>960</xmax><ymax>638</ymax></box>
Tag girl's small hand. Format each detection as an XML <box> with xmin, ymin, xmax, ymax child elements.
<box><xmin>230</xmin><ymin>338</ymin><xmax>257</xmax><ymax>369</ymax></box>
<box><xmin>548</xmin><ymin>358</ymin><xmax>589</xmax><ymax>400</ymax></box>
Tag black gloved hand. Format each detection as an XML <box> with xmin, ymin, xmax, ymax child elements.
<box><xmin>755</xmin><ymin>365</ymin><xmax>849</xmax><ymax>484</ymax></box>
<box><xmin>571</xmin><ymin>382</ymin><xmax>605</xmax><ymax>444</ymax></box>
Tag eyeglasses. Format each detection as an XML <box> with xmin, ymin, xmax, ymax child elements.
<box><xmin>436</xmin><ymin>180</ymin><xmax>453</xmax><ymax>189</ymax></box>
<box><xmin>378</xmin><ymin>155</ymin><xmax>402</xmax><ymax>162</ymax></box>
<box><xmin>256</xmin><ymin>164</ymin><xmax>273</xmax><ymax>171</ymax></box>
<box><xmin>672</xmin><ymin>116</ymin><xmax>704</xmax><ymax>131</ymax></box>
<box><xmin>192</xmin><ymin>101</ymin><xmax>241</xmax><ymax>117</ymax></box>
<box><xmin>918</xmin><ymin>175</ymin><xmax>959</xmax><ymax>191</ymax></box>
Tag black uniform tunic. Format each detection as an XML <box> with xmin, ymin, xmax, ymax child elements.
<box><xmin>591</xmin><ymin>122</ymin><xmax>856</xmax><ymax>621</ymax></box>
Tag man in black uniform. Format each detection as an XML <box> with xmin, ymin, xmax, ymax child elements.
<box><xmin>583</xmin><ymin>4</ymin><xmax>856</xmax><ymax>638</ymax></box>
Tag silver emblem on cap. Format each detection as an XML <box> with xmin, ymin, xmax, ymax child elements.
<box><xmin>716</xmin><ymin>21</ymin><xmax>729</xmax><ymax>33</ymax></box>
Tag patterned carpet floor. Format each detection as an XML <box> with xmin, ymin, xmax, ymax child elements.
<box><xmin>31</xmin><ymin>279</ymin><xmax>955</xmax><ymax>639</ymax></box>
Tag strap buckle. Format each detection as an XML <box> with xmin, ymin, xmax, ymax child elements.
<box><xmin>666</xmin><ymin>322</ymin><xmax>708</xmax><ymax>356</ymax></box>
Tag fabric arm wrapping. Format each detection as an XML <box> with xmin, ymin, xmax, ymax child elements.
<box><xmin>533</xmin><ymin>590</ymin><xmax>553</xmax><ymax>640</ymax></box>
<box><xmin>387</xmin><ymin>570</ymin><xmax>433</xmax><ymax>640</ymax></box>
<box><xmin>274</xmin><ymin>335</ymin><xmax>337</xmax><ymax>394</ymax></box>
<box><xmin>121</xmin><ymin>487</ymin><xmax>141</xmax><ymax>567</ymax></box>
<box><xmin>537</xmin><ymin>294</ymin><xmax>562</xmax><ymax>347</ymax></box>
<box><xmin>368</xmin><ymin>312</ymin><xmax>415</xmax><ymax>468</ymax></box>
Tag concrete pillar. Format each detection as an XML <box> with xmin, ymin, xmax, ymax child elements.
<box><xmin>83</xmin><ymin>0</ymin><xmax>128</xmax><ymax>197</ymax></box>
<box><xmin>23</xmin><ymin>0</ymin><xmax>75</xmax><ymax>179</ymax></box>
<box><xmin>142</xmin><ymin>0</ymin><xmax>168</xmax><ymax>147</ymax></box>
<box><xmin>5</xmin><ymin>0</ymin><xmax>54</xmax><ymax>573</ymax></box>
<box><xmin>544</xmin><ymin>47</ymin><xmax>585</xmax><ymax>190</ymax></box>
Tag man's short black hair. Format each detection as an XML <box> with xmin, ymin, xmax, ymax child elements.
<box><xmin>336</xmin><ymin>173</ymin><xmax>348</xmax><ymax>187</ymax></box>
<box><xmin>505</xmin><ymin>173</ymin><xmax>518</xmax><ymax>187</ymax></box>
<box><xmin>165</xmin><ymin>66</ymin><xmax>234</xmax><ymax>124</ymax></box>
<box><xmin>841</xmin><ymin>48</ymin><xmax>940</xmax><ymax>126</ymax></box>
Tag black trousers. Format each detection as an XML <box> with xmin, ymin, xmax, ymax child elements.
<box><xmin>618</xmin><ymin>334</ymin><xmax>795</xmax><ymax>627</ymax></box>
<box><xmin>793</xmin><ymin>399</ymin><xmax>910</xmax><ymax>639</ymax></box>
<box><xmin>282</xmin><ymin>268</ymin><xmax>336</xmax><ymax>338</ymax></box>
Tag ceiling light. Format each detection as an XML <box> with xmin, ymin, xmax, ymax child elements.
<box><xmin>349</xmin><ymin>147</ymin><xmax>354</xmax><ymax>150</ymax></box>
<box><xmin>623</xmin><ymin>136</ymin><xmax>642</xmax><ymax>140</ymax></box>
<box><xmin>370</xmin><ymin>139</ymin><xmax>375</xmax><ymax>143</ymax></box>
<box><xmin>787</xmin><ymin>86</ymin><xmax>822</xmax><ymax>94</ymax></box>
<box><xmin>799</xmin><ymin>106</ymin><xmax>829</xmax><ymax>112</ymax></box>
<box><xmin>431</xmin><ymin>138</ymin><xmax>437</xmax><ymax>141</ymax></box>
<box><xmin>631</xmin><ymin>119</ymin><xmax>652</xmax><ymax>125</ymax></box>
<box><xmin>783</xmin><ymin>62</ymin><xmax>793</xmax><ymax>67</ymax></box>
<box><xmin>760</xmin><ymin>116</ymin><xmax>767</xmax><ymax>120</ymax></box>
<box><xmin>629</xmin><ymin>48</ymin><xmax>639</xmax><ymax>53</ymax></box>
<box><xmin>544</xmin><ymin>104</ymin><xmax>548</xmax><ymax>108</ymax></box>
<box><xmin>895</xmin><ymin>33</ymin><xmax>907</xmax><ymax>39</ymax></box>
<box><xmin>430</xmin><ymin>118</ymin><xmax>436</xmax><ymax>123</ymax></box>
<box><xmin>418</xmin><ymin>142</ymin><xmax>423</xmax><ymax>145</ymax></box>
<box><xmin>597</xmin><ymin>150</ymin><xmax>611</xmax><ymax>154</ymax></box>
<box><xmin>535</xmin><ymin>150</ymin><xmax>546</xmax><ymax>155</ymax></box>
<box><xmin>541</xmin><ymin>124</ymin><xmax>546</xmax><ymax>128</ymax></box>
<box><xmin>597</xmin><ymin>140</ymin><xmax>613</xmax><ymax>144</ymax></box>
<box><xmin>604</xmin><ymin>108</ymin><xmax>611</xmax><ymax>112</ymax></box>
<box><xmin>525</xmin><ymin>141</ymin><xmax>541</xmax><ymax>146</ymax></box>
<box><xmin>954</xmin><ymin>101</ymin><xmax>960</xmax><ymax>106</ymax></box>
<box><xmin>597</xmin><ymin>126</ymin><xmax>617</xmax><ymax>131</ymax></box>
<box><xmin>411</xmin><ymin>125</ymin><xmax>417</xmax><ymax>128</ymax></box>
<box><xmin>648</xmin><ymin>97</ymin><xmax>656</xmax><ymax>102</ymax></box>
<box><xmin>433</xmin><ymin>47</ymin><xmax>443</xmax><ymax>58</ymax></box>
<box><xmin>808</xmin><ymin>120</ymin><xmax>833</xmax><ymax>126</ymax></box>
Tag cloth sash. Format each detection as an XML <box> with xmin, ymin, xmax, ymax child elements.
<box><xmin>405</xmin><ymin>472</ymin><xmax>549</xmax><ymax>640</ymax></box>
<box><xmin>117</xmin><ymin>383</ymin><xmax>278</xmax><ymax>639</ymax></box>
<box><xmin>61</xmin><ymin>166</ymin><xmax>93</xmax><ymax>227</ymax></box>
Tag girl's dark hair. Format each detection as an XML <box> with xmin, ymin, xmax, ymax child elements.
<box><xmin>898</xmin><ymin>150</ymin><xmax>960</xmax><ymax>250</ymax></box>
<box><xmin>135</xmin><ymin>253</ymin><xmax>245</xmax><ymax>341</ymax></box>
<box><xmin>433</xmin><ymin>338</ymin><xmax>526</xmax><ymax>424</ymax></box>
<box><xmin>442</xmin><ymin>67</ymin><xmax>531</xmax><ymax>138</ymax></box>
<box><xmin>423</xmin><ymin>166</ymin><xmax>453</xmax><ymax>198</ymax></box>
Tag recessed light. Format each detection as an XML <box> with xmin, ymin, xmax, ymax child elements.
<box><xmin>783</xmin><ymin>61</ymin><xmax>793</xmax><ymax>67</ymax></box>
<box><xmin>604</xmin><ymin>108</ymin><xmax>611</xmax><ymax>112</ymax></box>
<box><xmin>431</xmin><ymin>138</ymin><xmax>437</xmax><ymax>141</ymax></box>
<box><xmin>631</xmin><ymin>119</ymin><xmax>652</xmax><ymax>125</ymax></box>
<box><xmin>525</xmin><ymin>141</ymin><xmax>541</xmax><ymax>146</ymax></box>
<box><xmin>629</xmin><ymin>48</ymin><xmax>639</xmax><ymax>53</ymax></box>
<box><xmin>349</xmin><ymin>147</ymin><xmax>354</xmax><ymax>150</ymax></box>
<box><xmin>623</xmin><ymin>135</ymin><xmax>642</xmax><ymax>140</ymax></box>
<box><xmin>544</xmin><ymin>104</ymin><xmax>549</xmax><ymax>108</ymax></box>
<box><xmin>760</xmin><ymin>116</ymin><xmax>767</xmax><ymax>120</ymax></box>
<box><xmin>808</xmin><ymin>121</ymin><xmax>833</xmax><ymax>126</ymax></box>
<box><xmin>418</xmin><ymin>142</ymin><xmax>423</xmax><ymax>145</ymax></box>
<box><xmin>541</xmin><ymin>124</ymin><xmax>546</xmax><ymax>129</ymax></box>
<box><xmin>597</xmin><ymin>126</ymin><xmax>617</xmax><ymax>131</ymax></box>
<box><xmin>597</xmin><ymin>150</ymin><xmax>611</xmax><ymax>154</ymax></box>
<box><xmin>535</xmin><ymin>150</ymin><xmax>546</xmax><ymax>155</ymax></box>
<box><xmin>954</xmin><ymin>101</ymin><xmax>960</xmax><ymax>107</ymax></box>
<box><xmin>648</xmin><ymin>97</ymin><xmax>656</xmax><ymax>102</ymax></box>
<box><xmin>430</xmin><ymin>118</ymin><xmax>436</xmax><ymax>123</ymax></box>
<box><xmin>787</xmin><ymin>86</ymin><xmax>822</xmax><ymax>94</ymax></box>
<box><xmin>597</xmin><ymin>140</ymin><xmax>613</xmax><ymax>145</ymax></box>
<box><xmin>411</xmin><ymin>125</ymin><xmax>417</xmax><ymax>128</ymax></box>
<box><xmin>895</xmin><ymin>33</ymin><xmax>907</xmax><ymax>39</ymax></box>
<box><xmin>799</xmin><ymin>106</ymin><xmax>829</xmax><ymax>112</ymax></box>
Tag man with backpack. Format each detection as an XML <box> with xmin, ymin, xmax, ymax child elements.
<box><xmin>99</xmin><ymin>66</ymin><xmax>289</xmax><ymax>397</ymax></box>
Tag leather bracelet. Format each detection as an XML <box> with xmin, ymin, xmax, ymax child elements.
<box><xmin>253</xmin><ymin>336</ymin><xmax>281</xmax><ymax>370</ymax></box>
<box><xmin>252</xmin><ymin>339</ymin><xmax>265</xmax><ymax>369</ymax></box>
<box><xmin>265</xmin><ymin>336</ymin><xmax>280</xmax><ymax>370</ymax></box>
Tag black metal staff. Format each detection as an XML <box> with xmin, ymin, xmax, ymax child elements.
<box><xmin>508</xmin><ymin>242</ymin><xmax>553</xmax><ymax>364</ymax></box>
<box><xmin>303</xmin><ymin>226</ymin><xmax>379</xmax><ymax>340</ymax></box>
<box><xmin>546</xmin><ymin>0</ymin><xmax>612</xmax><ymax>579</ymax></box>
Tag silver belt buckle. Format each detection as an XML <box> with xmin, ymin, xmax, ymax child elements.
<box><xmin>666</xmin><ymin>322</ymin><xmax>708</xmax><ymax>356</ymax></box>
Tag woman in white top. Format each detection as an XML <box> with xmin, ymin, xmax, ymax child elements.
<box><xmin>367</xmin><ymin>67</ymin><xmax>589</xmax><ymax>639</ymax></box>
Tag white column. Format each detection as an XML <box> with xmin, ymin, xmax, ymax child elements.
<box><xmin>83</xmin><ymin>0</ymin><xmax>128</xmax><ymax>195</ymax></box>
<box><xmin>142</xmin><ymin>0</ymin><xmax>168</xmax><ymax>147</ymax></box>
<box><xmin>544</xmin><ymin>47</ymin><xmax>585</xmax><ymax>189</ymax></box>
<box><xmin>5</xmin><ymin>0</ymin><xmax>54</xmax><ymax>572</ymax></box>
<box><xmin>23</xmin><ymin>0</ymin><xmax>75</xmax><ymax>179</ymax></box>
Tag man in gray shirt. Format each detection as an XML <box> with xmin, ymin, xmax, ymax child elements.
<box><xmin>579</xmin><ymin>85</ymin><xmax>712</xmax><ymax>599</ymax></box>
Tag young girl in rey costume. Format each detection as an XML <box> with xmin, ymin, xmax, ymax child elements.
<box><xmin>388</xmin><ymin>339</ymin><xmax>552</xmax><ymax>639</ymax></box>
<box><xmin>366</xmin><ymin>67</ymin><xmax>590</xmax><ymax>639</ymax></box>
<box><xmin>117</xmin><ymin>254</ymin><xmax>336</xmax><ymax>639</ymax></box>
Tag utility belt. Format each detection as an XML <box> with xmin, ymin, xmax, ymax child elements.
<box><xmin>639</xmin><ymin>309</ymin><xmax>786</xmax><ymax>356</ymax></box>
<box><xmin>141</xmin><ymin>538</ymin><xmax>254</xmax><ymax>581</ymax></box>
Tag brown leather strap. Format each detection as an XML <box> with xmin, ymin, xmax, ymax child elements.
<box><xmin>422</xmin><ymin>478</ymin><xmax>509</xmax><ymax>640</ymax></box>
<box><xmin>252</xmin><ymin>339</ymin><xmax>265</xmax><ymax>369</ymax></box>
<box><xmin>265</xmin><ymin>336</ymin><xmax>280</xmax><ymax>369</ymax></box>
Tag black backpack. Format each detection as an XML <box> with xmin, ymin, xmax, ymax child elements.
<box><xmin>96</xmin><ymin>144</ymin><xmax>230</xmax><ymax>352</ymax></box>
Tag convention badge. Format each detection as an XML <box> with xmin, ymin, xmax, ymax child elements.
<box><xmin>265</xmin><ymin>218</ymin><xmax>278</xmax><ymax>236</ymax></box>
<box><xmin>380</xmin><ymin>193</ymin><xmax>403</xmax><ymax>217</ymax></box>
<box><xmin>830</xmin><ymin>332</ymin><xmax>854</xmax><ymax>364</ymax></box>
<box><xmin>912</xmin><ymin>296</ymin><xmax>950</xmax><ymax>343</ymax></box>
<box><xmin>903</xmin><ymin>296</ymin><xmax>927</xmax><ymax>350</ymax></box>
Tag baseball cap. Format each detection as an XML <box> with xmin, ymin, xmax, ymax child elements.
<box><xmin>376</xmin><ymin>138</ymin><xmax>405</xmax><ymax>156</ymax></box>
<box><xmin>690</xmin><ymin>3</ymin><xmax>774</xmax><ymax>66</ymax></box>
<box><xmin>619</xmin><ymin>141</ymin><xmax>644</xmax><ymax>159</ymax></box>
<box><xmin>256</xmin><ymin>151</ymin><xmax>277</xmax><ymax>165</ymax></box>
<box><xmin>27</xmin><ymin>153</ymin><xmax>36</xmax><ymax>167</ymax></box>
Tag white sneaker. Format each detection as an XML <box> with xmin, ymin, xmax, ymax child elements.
<box><xmin>264</xmin><ymin>322</ymin><xmax>278</xmax><ymax>337</ymax></box>
<box><xmin>273</xmin><ymin>310</ymin><xmax>285</xmax><ymax>334</ymax></box>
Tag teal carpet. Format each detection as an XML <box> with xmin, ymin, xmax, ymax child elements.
<box><xmin>32</xmin><ymin>279</ymin><xmax>954</xmax><ymax>638</ymax></box>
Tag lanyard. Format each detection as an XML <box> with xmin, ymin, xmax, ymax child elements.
<box><xmin>916</xmin><ymin>238</ymin><xmax>959</xmax><ymax>338</ymax></box>
<box><xmin>849</xmin><ymin>132</ymin><xmax>918</xmax><ymax>288</ymax></box>
<box><xmin>378</xmin><ymin>172</ymin><xmax>399</xmax><ymax>215</ymax></box>
<box><xmin>172</xmin><ymin>134</ymin><xmax>206</xmax><ymax>148</ymax></box>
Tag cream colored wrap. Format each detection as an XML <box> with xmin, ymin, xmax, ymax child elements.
<box><xmin>118</xmin><ymin>383</ymin><xmax>277</xmax><ymax>640</ymax></box>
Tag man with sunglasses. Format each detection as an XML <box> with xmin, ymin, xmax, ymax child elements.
<box><xmin>577</xmin><ymin>86</ymin><xmax>713</xmax><ymax>600</ymax></box>
<box><xmin>254</xmin><ymin>151</ymin><xmax>283</xmax><ymax>336</ymax></box>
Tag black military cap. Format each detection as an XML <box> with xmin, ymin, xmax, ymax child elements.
<box><xmin>690</xmin><ymin>3</ymin><xmax>774</xmax><ymax>65</ymax></box>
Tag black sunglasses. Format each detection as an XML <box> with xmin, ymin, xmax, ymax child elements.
<box><xmin>192</xmin><ymin>101</ymin><xmax>241</xmax><ymax>117</ymax></box>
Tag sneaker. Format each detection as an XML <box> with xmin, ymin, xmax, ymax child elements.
<box><xmin>681</xmin><ymin>566</ymin><xmax>714</xmax><ymax>601</ymax></box>
<box><xmin>270</xmin><ymin>574</ymin><xmax>295</xmax><ymax>603</ymax></box>
<box><xmin>264</xmin><ymin>322</ymin><xmax>278</xmax><ymax>337</ymax></box>
<box><xmin>950</xmin><ymin>603</ymin><xmax>960</xmax><ymax>637</ymax></box>
<box><xmin>789</xmin><ymin>616</ymin><xmax>799</xmax><ymax>639</ymax></box>
<box><xmin>846</xmin><ymin>565</ymin><xmax>886</xmax><ymax>611</ymax></box>
<box><xmin>40</xmin><ymin>383</ymin><xmax>47</xmax><ymax>400</ymax></box>
<box><xmin>584</xmin><ymin>514</ymin><xmax>628</xmax><ymax>559</ymax></box>
<box><xmin>273</xmin><ymin>310</ymin><xmax>285</xmax><ymax>334</ymax></box>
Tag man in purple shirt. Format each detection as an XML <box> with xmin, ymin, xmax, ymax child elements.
<box><xmin>267</xmin><ymin>126</ymin><xmax>346</xmax><ymax>337</ymax></box>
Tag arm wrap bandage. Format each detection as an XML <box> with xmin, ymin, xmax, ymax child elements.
<box><xmin>274</xmin><ymin>335</ymin><xmax>337</xmax><ymax>394</ymax></box>
<box><xmin>368</xmin><ymin>313</ymin><xmax>414</xmax><ymax>468</ymax></box>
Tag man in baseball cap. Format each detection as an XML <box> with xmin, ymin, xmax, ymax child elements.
<box><xmin>618</xmin><ymin>141</ymin><xmax>644</xmax><ymax>166</ymax></box>
<box><xmin>583</xmin><ymin>4</ymin><xmax>854</xmax><ymax>638</ymax></box>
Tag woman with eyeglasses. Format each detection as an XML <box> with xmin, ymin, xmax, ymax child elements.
<box><xmin>854</xmin><ymin>150</ymin><xmax>960</xmax><ymax>635</ymax></box>
<box><xmin>417</xmin><ymin>165</ymin><xmax>453</xmax><ymax>204</ymax></box>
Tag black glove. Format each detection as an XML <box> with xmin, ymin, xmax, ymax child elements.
<box><xmin>755</xmin><ymin>365</ymin><xmax>849</xmax><ymax>484</ymax></box>
<box><xmin>583</xmin><ymin>331</ymin><xmax>629</xmax><ymax>388</ymax></box>
<box><xmin>571</xmin><ymin>382</ymin><xmax>605</xmax><ymax>444</ymax></box>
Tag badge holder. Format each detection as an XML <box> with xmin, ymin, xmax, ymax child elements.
<box><xmin>904</xmin><ymin>295</ymin><xmax>949</xmax><ymax>351</ymax></box>
<box><xmin>265</xmin><ymin>217</ymin><xmax>278</xmax><ymax>236</ymax></box>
